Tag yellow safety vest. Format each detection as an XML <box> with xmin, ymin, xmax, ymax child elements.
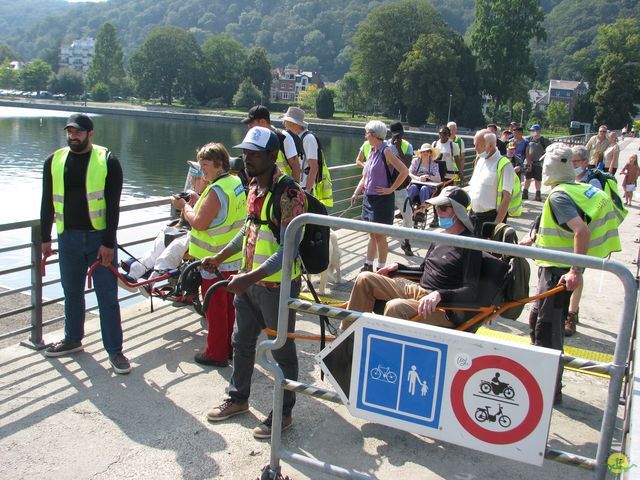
<box><xmin>189</xmin><ymin>173</ymin><xmax>247</xmax><ymax>261</ymax></box>
<box><xmin>51</xmin><ymin>145</ymin><xmax>109</xmax><ymax>234</ymax></box>
<box><xmin>497</xmin><ymin>156</ymin><xmax>522</xmax><ymax>217</ymax></box>
<box><xmin>276</xmin><ymin>149</ymin><xmax>293</xmax><ymax>177</ymax></box>
<box><xmin>242</xmin><ymin>175</ymin><xmax>302</xmax><ymax>283</ymax></box>
<box><xmin>535</xmin><ymin>182</ymin><xmax>622</xmax><ymax>267</ymax></box>
<box><xmin>362</xmin><ymin>139</ymin><xmax>410</xmax><ymax>161</ymax></box>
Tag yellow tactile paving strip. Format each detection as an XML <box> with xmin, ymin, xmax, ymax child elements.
<box><xmin>298</xmin><ymin>292</ymin><xmax>614</xmax><ymax>378</ymax></box>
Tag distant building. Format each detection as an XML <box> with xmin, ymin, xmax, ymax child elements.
<box><xmin>59</xmin><ymin>37</ymin><xmax>95</xmax><ymax>77</ymax></box>
<box><xmin>528</xmin><ymin>89</ymin><xmax>549</xmax><ymax>112</ymax></box>
<box><xmin>8</xmin><ymin>61</ymin><xmax>24</xmax><ymax>71</ymax></box>
<box><xmin>270</xmin><ymin>67</ymin><xmax>324</xmax><ymax>102</ymax></box>
<box><xmin>548</xmin><ymin>79</ymin><xmax>589</xmax><ymax>112</ymax></box>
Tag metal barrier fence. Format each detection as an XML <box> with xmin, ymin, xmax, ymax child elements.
<box><xmin>0</xmin><ymin>198</ymin><xmax>171</xmax><ymax>347</ymax></box>
<box><xmin>260</xmin><ymin>213</ymin><xmax>637</xmax><ymax>480</ymax></box>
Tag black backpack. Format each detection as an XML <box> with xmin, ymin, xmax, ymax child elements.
<box><xmin>382</xmin><ymin>140</ymin><xmax>412</xmax><ymax>189</ymax></box>
<box><xmin>276</xmin><ymin>129</ymin><xmax>305</xmax><ymax>165</ymax></box>
<box><xmin>265</xmin><ymin>175</ymin><xmax>330</xmax><ymax>274</ymax></box>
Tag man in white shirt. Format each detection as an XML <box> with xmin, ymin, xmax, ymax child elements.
<box><xmin>282</xmin><ymin>106</ymin><xmax>318</xmax><ymax>194</ymax></box>
<box><xmin>447</xmin><ymin>121</ymin><xmax>465</xmax><ymax>182</ymax></box>
<box><xmin>433</xmin><ymin>126</ymin><xmax>460</xmax><ymax>181</ymax></box>
<box><xmin>468</xmin><ymin>129</ymin><xmax>516</xmax><ymax>233</ymax></box>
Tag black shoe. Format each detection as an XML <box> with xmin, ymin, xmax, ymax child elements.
<box><xmin>109</xmin><ymin>351</ymin><xmax>132</xmax><ymax>374</ymax></box>
<box><xmin>194</xmin><ymin>352</ymin><xmax>228</xmax><ymax>367</ymax></box>
<box><xmin>428</xmin><ymin>220</ymin><xmax>438</xmax><ymax>228</ymax></box>
<box><xmin>535</xmin><ymin>191</ymin><xmax>542</xmax><ymax>202</ymax></box>
<box><xmin>554</xmin><ymin>390</ymin><xmax>563</xmax><ymax>406</ymax></box>
<box><xmin>44</xmin><ymin>339</ymin><xmax>83</xmax><ymax>358</ymax></box>
<box><xmin>394</xmin><ymin>212</ymin><xmax>403</xmax><ymax>219</ymax></box>
<box><xmin>522</xmin><ymin>190</ymin><xmax>529</xmax><ymax>200</ymax></box>
<box><xmin>360</xmin><ymin>263</ymin><xmax>373</xmax><ymax>273</ymax></box>
<box><xmin>401</xmin><ymin>240</ymin><xmax>414</xmax><ymax>256</ymax></box>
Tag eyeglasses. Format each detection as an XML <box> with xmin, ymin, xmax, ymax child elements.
<box><xmin>438</xmin><ymin>131</ymin><xmax>448</xmax><ymax>136</ymax></box>
<box><xmin>435</xmin><ymin>205</ymin><xmax>452</xmax><ymax>212</ymax></box>
<box><xmin>598</xmin><ymin>130</ymin><xmax>607</xmax><ymax>133</ymax></box>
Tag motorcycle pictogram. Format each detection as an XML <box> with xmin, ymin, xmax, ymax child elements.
<box><xmin>474</xmin><ymin>404</ymin><xmax>512</xmax><ymax>428</ymax></box>
<box><xmin>480</xmin><ymin>372</ymin><xmax>515</xmax><ymax>399</ymax></box>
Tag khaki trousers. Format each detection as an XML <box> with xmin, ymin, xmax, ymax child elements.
<box><xmin>343</xmin><ymin>272</ymin><xmax>454</xmax><ymax>330</ymax></box>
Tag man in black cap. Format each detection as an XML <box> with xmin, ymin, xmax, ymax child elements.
<box><xmin>387</xmin><ymin>122</ymin><xmax>415</xmax><ymax>256</ymax></box>
<box><xmin>241</xmin><ymin>105</ymin><xmax>301</xmax><ymax>182</ymax></box>
<box><xmin>40</xmin><ymin>113</ymin><xmax>130</xmax><ymax>374</ymax></box>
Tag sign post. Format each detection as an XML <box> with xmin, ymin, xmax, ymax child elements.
<box><xmin>318</xmin><ymin>313</ymin><xmax>560</xmax><ymax>466</ymax></box>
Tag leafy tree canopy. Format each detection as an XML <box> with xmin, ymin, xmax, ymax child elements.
<box><xmin>87</xmin><ymin>22</ymin><xmax>126</xmax><ymax>91</ymax></box>
<box><xmin>19</xmin><ymin>59</ymin><xmax>53</xmax><ymax>92</ymax></box>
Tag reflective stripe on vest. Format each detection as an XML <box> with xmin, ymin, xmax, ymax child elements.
<box><xmin>497</xmin><ymin>156</ymin><xmax>522</xmax><ymax>217</ymax></box>
<box><xmin>241</xmin><ymin>175</ymin><xmax>301</xmax><ymax>283</ymax></box>
<box><xmin>188</xmin><ymin>174</ymin><xmax>247</xmax><ymax>261</ymax></box>
<box><xmin>51</xmin><ymin>145</ymin><xmax>108</xmax><ymax>234</ymax></box>
<box><xmin>535</xmin><ymin>183</ymin><xmax>621</xmax><ymax>267</ymax></box>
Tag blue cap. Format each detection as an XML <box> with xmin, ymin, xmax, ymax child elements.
<box><xmin>529</xmin><ymin>124</ymin><xmax>541</xmax><ymax>131</ymax></box>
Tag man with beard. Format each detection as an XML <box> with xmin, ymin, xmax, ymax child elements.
<box><xmin>40</xmin><ymin>113</ymin><xmax>130</xmax><ymax>374</ymax></box>
<box><xmin>202</xmin><ymin>126</ymin><xmax>306</xmax><ymax>440</ymax></box>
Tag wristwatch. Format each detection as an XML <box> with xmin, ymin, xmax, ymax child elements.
<box><xmin>570</xmin><ymin>266</ymin><xmax>585</xmax><ymax>274</ymax></box>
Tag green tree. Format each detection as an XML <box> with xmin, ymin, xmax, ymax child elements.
<box><xmin>232</xmin><ymin>79</ymin><xmax>261</xmax><ymax>108</ymax></box>
<box><xmin>201</xmin><ymin>34</ymin><xmax>247</xmax><ymax>106</ymax></box>
<box><xmin>572</xmin><ymin>92</ymin><xmax>595</xmax><ymax>125</ymax></box>
<box><xmin>48</xmin><ymin>68</ymin><xmax>84</xmax><ymax>96</ymax></box>
<box><xmin>297</xmin><ymin>85</ymin><xmax>319</xmax><ymax>112</ymax></box>
<box><xmin>397</xmin><ymin>34</ymin><xmax>459</xmax><ymax>126</ymax></box>
<box><xmin>244</xmin><ymin>47</ymin><xmax>271</xmax><ymax>101</ymax></box>
<box><xmin>90</xmin><ymin>82</ymin><xmax>111</xmax><ymax>102</ymax></box>
<box><xmin>337</xmin><ymin>72</ymin><xmax>364</xmax><ymax>117</ymax></box>
<box><xmin>129</xmin><ymin>26</ymin><xmax>203</xmax><ymax>105</ymax></box>
<box><xmin>592</xmin><ymin>19</ymin><xmax>640</xmax><ymax>128</ymax></box>
<box><xmin>0</xmin><ymin>44</ymin><xmax>20</xmax><ymax>63</ymax></box>
<box><xmin>352</xmin><ymin>0</ymin><xmax>447</xmax><ymax>117</ymax></box>
<box><xmin>316</xmin><ymin>88</ymin><xmax>335</xmax><ymax>119</ymax></box>
<box><xmin>87</xmin><ymin>22</ymin><xmax>126</xmax><ymax>92</ymax></box>
<box><xmin>19</xmin><ymin>59</ymin><xmax>53</xmax><ymax>92</ymax></box>
<box><xmin>471</xmin><ymin>0</ymin><xmax>545</xmax><ymax>121</ymax></box>
<box><xmin>546</xmin><ymin>100</ymin><xmax>570</xmax><ymax>128</ymax></box>
<box><xmin>0</xmin><ymin>60</ymin><xmax>16</xmax><ymax>88</ymax></box>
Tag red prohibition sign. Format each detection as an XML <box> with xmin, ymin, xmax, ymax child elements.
<box><xmin>450</xmin><ymin>355</ymin><xmax>543</xmax><ymax>444</ymax></box>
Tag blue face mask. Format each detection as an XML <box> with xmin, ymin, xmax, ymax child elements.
<box><xmin>477</xmin><ymin>151</ymin><xmax>488</xmax><ymax>160</ymax></box>
<box><xmin>574</xmin><ymin>166</ymin><xmax>585</xmax><ymax>176</ymax></box>
<box><xmin>438</xmin><ymin>216</ymin><xmax>455</xmax><ymax>229</ymax></box>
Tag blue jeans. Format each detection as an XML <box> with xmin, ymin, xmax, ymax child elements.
<box><xmin>229</xmin><ymin>281</ymin><xmax>300</xmax><ymax>416</ymax></box>
<box><xmin>57</xmin><ymin>230</ymin><xmax>123</xmax><ymax>353</ymax></box>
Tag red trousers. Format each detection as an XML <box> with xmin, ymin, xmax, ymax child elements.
<box><xmin>201</xmin><ymin>271</ymin><xmax>236</xmax><ymax>361</ymax></box>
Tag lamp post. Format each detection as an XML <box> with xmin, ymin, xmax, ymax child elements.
<box><xmin>447</xmin><ymin>93</ymin><xmax>452</xmax><ymax>123</ymax></box>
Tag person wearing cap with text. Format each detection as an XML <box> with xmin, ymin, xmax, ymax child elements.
<box><xmin>520</xmin><ymin>143</ymin><xmax>621</xmax><ymax>404</ymax></box>
<box><xmin>343</xmin><ymin>186</ymin><xmax>481</xmax><ymax>330</ymax></box>
<box><xmin>281</xmin><ymin>106</ymin><xmax>318</xmax><ymax>194</ymax></box>
<box><xmin>242</xmin><ymin>105</ymin><xmax>301</xmax><ymax>182</ymax></box>
<box><xmin>200</xmin><ymin>126</ymin><xmax>305</xmax><ymax>440</ymax></box>
<box><xmin>40</xmin><ymin>113</ymin><xmax>130</xmax><ymax>374</ymax></box>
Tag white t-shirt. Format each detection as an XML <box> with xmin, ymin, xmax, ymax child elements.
<box><xmin>469</xmin><ymin>150</ymin><xmax>515</xmax><ymax>213</ymax></box>
<box><xmin>433</xmin><ymin>140</ymin><xmax>460</xmax><ymax>171</ymax></box>
<box><xmin>281</xmin><ymin>130</ymin><xmax>298</xmax><ymax>160</ymax></box>
<box><xmin>300</xmin><ymin>130</ymin><xmax>319</xmax><ymax>186</ymax></box>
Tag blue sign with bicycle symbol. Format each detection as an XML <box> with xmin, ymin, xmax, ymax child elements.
<box><xmin>356</xmin><ymin>327</ymin><xmax>447</xmax><ymax>428</ymax></box>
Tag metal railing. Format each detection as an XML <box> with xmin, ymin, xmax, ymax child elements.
<box><xmin>259</xmin><ymin>213</ymin><xmax>637</xmax><ymax>480</ymax></box>
<box><xmin>0</xmin><ymin>198</ymin><xmax>171</xmax><ymax>347</ymax></box>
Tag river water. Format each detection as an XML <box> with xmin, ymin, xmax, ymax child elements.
<box><xmin>0</xmin><ymin>106</ymin><xmax>367</xmax><ymax>299</ymax></box>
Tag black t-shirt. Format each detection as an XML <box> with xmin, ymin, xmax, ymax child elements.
<box><xmin>419</xmin><ymin>229</ymin><xmax>482</xmax><ymax>307</ymax></box>
<box><xmin>40</xmin><ymin>148</ymin><xmax>123</xmax><ymax>248</ymax></box>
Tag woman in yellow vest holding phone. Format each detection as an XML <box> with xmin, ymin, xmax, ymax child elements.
<box><xmin>172</xmin><ymin>143</ymin><xmax>247</xmax><ymax>367</ymax></box>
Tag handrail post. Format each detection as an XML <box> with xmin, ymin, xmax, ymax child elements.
<box><xmin>20</xmin><ymin>224</ymin><xmax>46</xmax><ymax>350</ymax></box>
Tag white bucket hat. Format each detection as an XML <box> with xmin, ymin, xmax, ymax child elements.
<box><xmin>542</xmin><ymin>143</ymin><xmax>574</xmax><ymax>186</ymax></box>
<box><xmin>281</xmin><ymin>106</ymin><xmax>308</xmax><ymax>128</ymax></box>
